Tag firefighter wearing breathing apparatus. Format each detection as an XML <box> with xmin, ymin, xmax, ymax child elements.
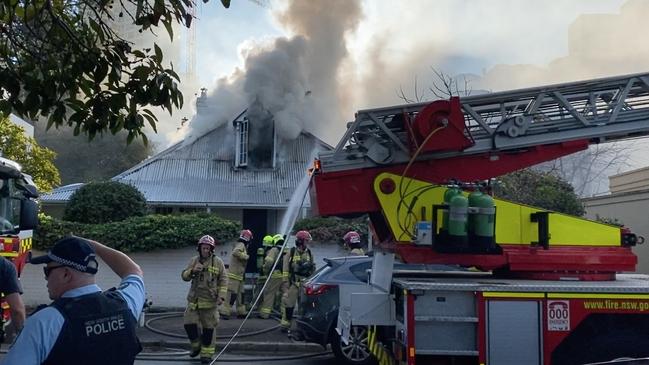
<box><xmin>181</xmin><ymin>235</ymin><xmax>228</xmax><ymax>364</ymax></box>
<box><xmin>258</xmin><ymin>234</ymin><xmax>285</xmax><ymax>319</ymax></box>
<box><xmin>281</xmin><ymin>230</ymin><xmax>315</xmax><ymax>334</ymax></box>
<box><xmin>221</xmin><ymin>229</ymin><xmax>253</xmax><ymax>319</ymax></box>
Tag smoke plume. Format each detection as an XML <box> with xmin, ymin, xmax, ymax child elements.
<box><xmin>182</xmin><ymin>0</ymin><xmax>362</xmax><ymax>146</ymax></box>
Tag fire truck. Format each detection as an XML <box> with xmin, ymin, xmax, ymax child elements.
<box><xmin>310</xmin><ymin>72</ymin><xmax>649</xmax><ymax>365</ymax></box>
<box><xmin>0</xmin><ymin>157</ymin><xmax>38</xmax><ymax>337</ymax></box>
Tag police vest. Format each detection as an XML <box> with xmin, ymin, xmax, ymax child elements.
<box><xmin>43</xmin><ymin>291</ymin><xmax>141</xmax><ymax>365</ymax></box>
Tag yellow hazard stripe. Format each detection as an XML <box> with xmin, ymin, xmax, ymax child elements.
<box><xmin>0</xmin><ymin>253</ymin><xmax>18</xmax><ymax>258</ymax></box>
<box><xmin>21</xmin><ymin>237</ymin><xmax>32</xmax><ymax>252</ymax></box>
<box><xmin>227</xmin><ymin>273</ymin><xmax>243</xmax><ymax>281</ymax></box>
<box><xmin>483</xmin><ymin>292</ymin><xmax>545</xmax><ymax>298</ymax></box>
<box><xmin>547</xmin><ymin>293</ymin><xmax>649</xmax><ymax>299</ymax></box>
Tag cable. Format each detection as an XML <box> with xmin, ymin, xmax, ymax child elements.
<box><xmin>144</xmin><ymin>312</ymin><xmax>280</xmax><ymax>339</ymax></box>
<box><xmin>135</xmin><ymin>351</ymin><xmax>332</xmax><ymax>362</ymax></box>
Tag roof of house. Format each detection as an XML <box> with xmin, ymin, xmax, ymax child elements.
<box><xmin>41</xmin><ymin>124</ymin><xmax>331</xmax><ymax>209</ymax></box>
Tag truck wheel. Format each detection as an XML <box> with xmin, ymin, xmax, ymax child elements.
<box><xmin>331</xmin><ymin>325</ymin><xmax>375</xmax><ymax>365</ymax></box>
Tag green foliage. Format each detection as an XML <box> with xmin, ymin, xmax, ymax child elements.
<box><xmin>0</xmin><ymin>1</ymin><xmax>228</xmax><ymax>142</ymax></box>
<box><xmin>493</xmin><ymin>169</ymin><xmax>585</xmax><ymax>216</ymax></box>
<box><xmin>63</xmin><ymin>181</ymin><xmax>147</xmax><ymax>224</ymax></box>
<box><xmin>595</xmin><ymin>214</ymin><xmax>624</xmax><ymax>227</ymax></box>
<box><xmin>34</xmin><ymin>123</ymin><xmax>154</xmax><ymax>184</ymax></box>
<box><xmin>35</xmin><ymin>213</ymin><xmax>241</xmax><ymax>252</ymax></box>
<box><xmin>0</xmin><ymin>116</ymin><xmax>60</xmax><ymax>192</ymax></box>
<box><xmin>293</xmin><ymin>216</ymin><xmax>369</xmax><ymax>244</ymax></box>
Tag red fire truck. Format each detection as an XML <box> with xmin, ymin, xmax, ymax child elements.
<box><xmin>310</xmin><ymin>72</ymin><xmax>649</xmax><ymax>364</ymax></box>
<box><xmin>0</xmin><ymin>156</ymin><xmax>39</xmax><ymax>338</ymax></box>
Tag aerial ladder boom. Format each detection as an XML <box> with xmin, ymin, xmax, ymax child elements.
<box><xmin>311</xmin><ymin>72</ymin><xmax>649</xmax><ymax>279</ymax></box>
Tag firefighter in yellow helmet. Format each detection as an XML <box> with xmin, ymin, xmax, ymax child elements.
<box><xmin>281</xmin><ymin>230</ymin><xmax>315</xmax><ymax>335</ymax></box>
<box><xmin>181</xmin><ymin>235</ymin><xmax>228</xmax><ymax>364</ymax></box>
<box><xmin>221</xmin><ymin>229</ymin><xmax>252</xmax><ymax>319</ymax></box>
<box><xmin>343</xmin><ymin>231</ymin><xmax>365</xmax><ymax>256</ymax></box>
<box><xmin>254</xmin><ymin>235</ymin><xmax>274</xmax><ymax>300</ymax></box>
<box><xmin>258</xmin><ymin>234</ymin><xmax>285</xmax><ymax>319</ymax></box>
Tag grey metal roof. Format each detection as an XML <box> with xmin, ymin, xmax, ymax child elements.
<box><xmin>41</xmin><ymin>123</ymin><xmax>331</xmax><ymax>208</ymax></box>
<box><xmin>39</xmin><ymin>183</ymin><xmax>84</xmax><ymax>204</ymax></box>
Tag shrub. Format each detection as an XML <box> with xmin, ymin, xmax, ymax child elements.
<box><xmin>63</xmin><ymin>181</ymin><xmax>147</xmax><ymax>224</ymax></box>
<box><xmin>35</xmin><ymin>213</ymin><xmax>240</xmax><ymax>252</ymax></box>
<box><xmin>293</xmin><ymin>216</ymin><xmax>369</xmax><ymax>244</ymax></box>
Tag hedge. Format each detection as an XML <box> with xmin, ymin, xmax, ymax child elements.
<box><xmin>293</xmin><ymin>216</ymin><xmax>369</xmax><ymax>244</ymax></box>
<box><xmin>35</xmin><ymin>213</ymin><xmax>240</xmax><ymax>252</ymax></box>
<box><xmin>63</xmin><ymin>181</ymin><xmax>148</xmax><ymax>224</ymax></box>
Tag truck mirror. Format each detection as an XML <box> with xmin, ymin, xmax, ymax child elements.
<box><xmin>20</xmin><ymin>199</ymin><xmax>38</xmax><ymax>230</ymax></box>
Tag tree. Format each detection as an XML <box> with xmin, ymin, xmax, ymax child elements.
<box><xmin>492</xmin><ymin>169</ymin><xmax>585</xmax><ymax>216</ymax></box>
<box><xmin>64</xmin><ymin>181</ymin><xmax>147</xmax><ymax>224</ymax></box>
<box><xmin>0</xmin><ymin>0</ymin><xmax>229</xmax><ymax>143</ymax></box>
<box><xmin>34</xmin><ymin>122</ymin><xmax>154</xmax><ymax>184</ymax></box>
<box><xmin>0</xmin><ymin>115</ymin><xmax>60</xmax><ymax>192</ymax></box>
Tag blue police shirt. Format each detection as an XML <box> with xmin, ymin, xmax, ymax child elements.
<box><xmin>1</xmin><ymin>274</ymin><xmax>145</xmax><ymax>365</ymax></box>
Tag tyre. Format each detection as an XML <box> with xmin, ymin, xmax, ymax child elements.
<box><xmin>331</xmin><ymin>325</ymin><xmax>375</xmax><ymax>365</ymax></box>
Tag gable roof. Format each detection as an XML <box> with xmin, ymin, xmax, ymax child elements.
<box><xmin>111</xmin><ymin>124</ymin><xmax>329</xmax><ymax>208</ymax></box>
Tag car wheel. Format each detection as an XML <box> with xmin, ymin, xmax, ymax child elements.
<box><xmin>331</xmin><ymin>325</ymin><xmax>375</xmax><ymax>365</ymax></box>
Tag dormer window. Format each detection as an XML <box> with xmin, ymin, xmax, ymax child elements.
<box><xmin>235</xmin><ymin>118</ymin><xmax>249</xmax><ymax>168</ymax></box>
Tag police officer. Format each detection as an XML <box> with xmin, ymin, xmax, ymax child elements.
<box><xmin>343</xmin><ymin>231</ymin><xmax>366</xmax><ymax>256</ymax></box>
<box><xmin>181</xmin><ymin>235</ymin><xmax>228</xmax><ymax>364</ymax></box>
<box><xmin>258</xmin><ymin>234</ymin><xmax>284</xmax><ymax>319</ymax></box>
<box><xmin>221</xmin><ymin>229</ymin><xmax>252</xmax><ymax>319</ymax></box>
<box><xmin>281</xmin><ymin>230</ymin><xmax>315</xmax><ymax>335</ymax></box>
<box><xmin>3</xmin><ymin>236</ymin><xmax>145</xmax><ymax>365</ymax></box>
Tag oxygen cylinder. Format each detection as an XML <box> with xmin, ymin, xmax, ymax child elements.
<box><xmin>468</xmin><ymin>190</ymin><xmax>483</xmax><ymax>235</ymax></box>
<box><xmin>442</xmin><ymin>187</ymin><xmax>461</xmax><ymax>232</ymax></box>
<box><xmin>473</xmin><ymin>193</ymin><xmax>495</xmax><ymax>238</ymax></box>
<box><xmin>448</xmin><ymin>193</ymin><xmax>468</xmax><ymax>244</ymax></box>
<box><xmin>256</xmin><ymin>247</ymin><xmax>265</xmax><ymax>274</ymax></box>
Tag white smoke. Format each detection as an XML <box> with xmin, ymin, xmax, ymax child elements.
<box><xmin>181</xmin><ymin>0</ymin><xmax>362</xmax><ymax>146</ymax></box>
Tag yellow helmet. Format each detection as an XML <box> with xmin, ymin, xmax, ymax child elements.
<box><xmin>262</xmin><ymin>235</ymin><xmax>274</xmax><ymax>247</ymax></box>
<box><xmin>273</xmin><ymin>234</ymin><xmax>285</xmax><ymax>246</ymax></box>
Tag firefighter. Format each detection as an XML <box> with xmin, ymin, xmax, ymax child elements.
<box><xmin>343</xmin><ymin>231</ymin><xmax>365</xmax><ymax>256</ymax></box>
<box><xmin>181</xmin><ymin>235</ymin><xmax>227</xmax><ymax>364</ymax></box>
<box><xmin>281</xmin><ymin>230</ymin><xmax>315</xmax><ymax>334</ymax></box>
<box><xmin>253</xmin><ymin>235</ymin><xmax>274</xmax><ymax>301</ymax></box>
<box><xmin>221</xmin><ymin>229</ymin><xmax>252</xmax><ymax>319</ymax></box>
<box><xmin>258</xmin><ymin>234</ymin><xmax>285</xmax><ymax>319</ymax></box>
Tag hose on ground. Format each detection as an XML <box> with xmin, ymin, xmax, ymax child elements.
<box><xmin>144</xmin><ymin>311</ymin><xmax>281</xmax><ymax>339</ymax></box>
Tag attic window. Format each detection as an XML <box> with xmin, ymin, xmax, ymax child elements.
<box><xmin>235</xmin><ymin>118</ymin><xmax>249</xmax><ymax>167</ymax></box>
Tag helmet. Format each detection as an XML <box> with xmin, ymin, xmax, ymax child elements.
<box><xmin>343</xmin><ymin>231</ymin><xmax>361</xmax><ymax>245</ymax></box>
<box><xmin>295</xmin><ymin>230</ymin><xmax>312</xmax><ymax>245</ymax></box>
<box><xmin>198</xmin><ymin>235</ymin><xmax>216</xmax><ymax>249</ymax></box>
<box><xmin>273</xmin><ymin>234</ymin><xmax>285</xmax><ymax>246</ymax></box>
<box><xmin>239</xmin><ymin>229</ymin><xmax>253</xmax><ymax>243</ymax></box>
<box><xmin>262</xmin><ymin>235</ymin><xmax>274</xmax><ymax>247</ymax></box>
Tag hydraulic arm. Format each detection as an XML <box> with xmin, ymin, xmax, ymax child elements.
<box><xmin>311</xmin><ymin>72</ymin><xmax>649</xmax><ymax>279</ymax></box>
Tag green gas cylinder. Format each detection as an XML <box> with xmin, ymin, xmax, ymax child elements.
<box><xmin>448</xmin><ymin>193</ymin><xmax>469</xmax><ymax>243</ymax></box>
<box><xmin>473</xmin><ymin>193</ymin><xmax>495</xmax><ymax>238</ymax></box>
<box><xmin>256</xmin><ymin>247</ymin><xmax>265</xmax><ymax>274</ymax></box>
<box><xmin>442</xmin><ymin>186</ymin><xmax>461</xmax><ymax>231</ymax></box>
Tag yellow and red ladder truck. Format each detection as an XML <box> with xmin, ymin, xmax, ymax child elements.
<box><xmin>0</xmin><ymin>157</ymin><xmax>38</xmax><ymax>339</ymax></box>
<box><xmin>310</xmin><ymin>72</ymin><xmax>649</xmax><ymax>365</ymax></box>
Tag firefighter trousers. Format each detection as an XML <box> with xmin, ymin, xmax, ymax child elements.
<box><xmin>258</xmin><ymin>276</ymin><xmax>282</xmax><ymax>319</ymax></box>
<box><xmin>221</xmin><ymin>278</ymin><xmax>246</xmax><ymax>317</ymax></box>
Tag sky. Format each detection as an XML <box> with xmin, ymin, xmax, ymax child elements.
<box><xmin>138</xmin><ymin>0</ymin><xmax>649</xmax><ymax>194</ymax></box>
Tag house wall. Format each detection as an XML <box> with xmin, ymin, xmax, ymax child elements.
<box><xmin>583</xmin><ymin>190</ymin><xmax>649</xmax><ymax>274</ymax></box>
<box><xmin>41</xmin><ymin>204</ymin><xmax>66</xmax><ymax>219</ymax></box>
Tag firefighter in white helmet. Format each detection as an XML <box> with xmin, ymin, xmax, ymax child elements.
<box><xmin>181</xmin><ymin>235</ymin><xmax>227</xmax><ymax>364</ymax></box>
<box><xmin>221</xmin><ymin>229</ymin><xmax>252</xmax><ymax>319</ymax></box>
<box><xmin>343</xmin><ymin>231</ymin><xmax>365</xmax><ymax>256</ymax></box>
<box><xmin>258</xmin><ymin>234</ymin><xmax>285</xmax><ymax>319</ymax></box>
<box><xmin>281</xmin><ymin>230</ymin><xmax>315</xmax><ymax>335</ymax></box>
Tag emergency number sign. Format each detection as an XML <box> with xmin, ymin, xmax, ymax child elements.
<box><xmin>547</xmin><ymin>300</ymin><xmax>570</xmax><ymax>331</ymax></box>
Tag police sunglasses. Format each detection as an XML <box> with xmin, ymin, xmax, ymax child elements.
<box><xmin>44</xmin><ymin>265</ymin><xmax>68</xmax><ymax>278</ymax></box>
